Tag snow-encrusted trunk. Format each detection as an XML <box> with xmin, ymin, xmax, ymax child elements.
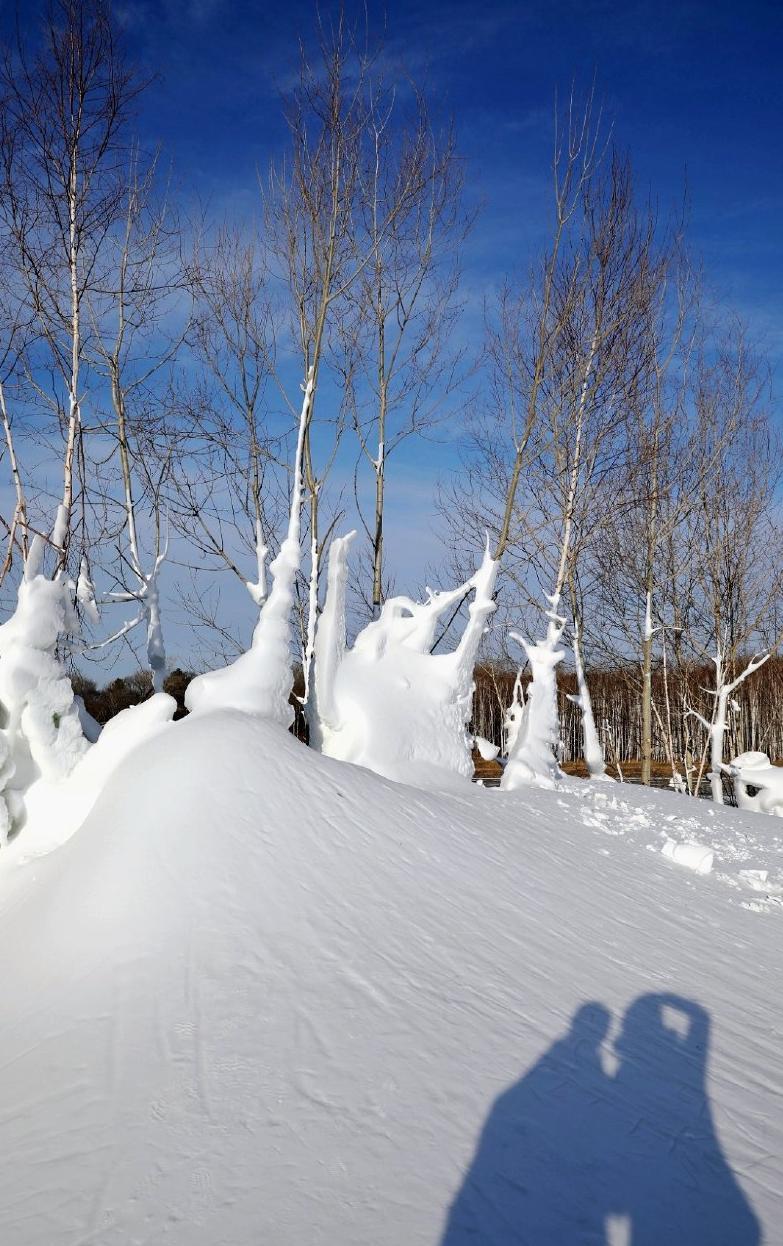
<box><xmin>502</xmin><ymin>670</ymin><xmax>525</xmax><ymax>759</ymax></box>
<box><xmin>501</xmin><ymin>607</ymin><xmax>565</xmax><ymax>791</ymax></box>
<box><xmin>309</xmin><ymin>538</ymin><xmax>497</xmax><ymax>787</ymax></box>
<box><xmin>571</xmin><ymin>617</ymin><xmax>605</xmax><ymax>778</ymax></box>
<box><xmin>302</xmin><ymin>529</ymin><xmax>320</xmax><ymax>722</ymax></box>
<box><xmin>0</xmin><ymin>538</ymin><xmax>88</xmax><ymax>840</ymax></box>
<box><xmin>310</xmin><ymin>531</ymin><xmax>355</xmax><ymax>753</ymax></box>
<box><xmin>245</xmin><ymin>519</ymin><xmax>268</xmax><ymax>607</ymax></box>
<box><xmin>709</xmin><ymin>678</ymin><xmax>730</xmax><ymax>805</ymax></box>
<box><xmin>185</xmin><ymin>370</ymin><xmax>314</xmax><ymax>724</ymax></box>
<box><xmin>145</xmin><ymin>567</ymin><xmax>166</xmax><ymax>694</ymax></box>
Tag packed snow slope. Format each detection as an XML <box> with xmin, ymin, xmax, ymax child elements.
<box><xmin>0</xmin><ymin>711</ymin><xmax>781</xmax><ymax>1245</ymax></box>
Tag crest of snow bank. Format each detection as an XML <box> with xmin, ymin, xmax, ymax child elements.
<box><xmin>312</xmin><ymin>535</ymin><xmax>497</xmax><ymax>788</ymax></box>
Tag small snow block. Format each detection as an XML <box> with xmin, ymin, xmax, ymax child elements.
<box><xmin>661</xmin><ymin>839</ymin><xmax>714</xmax><ymax>875</ymax></box>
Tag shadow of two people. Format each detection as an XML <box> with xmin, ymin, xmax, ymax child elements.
<box><xmin>441</xmin><ymin>993</ymin><xmax>759</xmax><ymax>1244</ymax></box>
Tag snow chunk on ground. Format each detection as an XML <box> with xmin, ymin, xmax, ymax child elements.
<box><xmin>661</xmin><ymin>837</ymin><xmax>714</xmax><ymax>874</ymax></box>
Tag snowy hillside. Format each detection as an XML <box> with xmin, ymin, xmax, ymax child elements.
<box><xmin>0</xmin><ymin>711</ymin><xmax>781</xmax><ymax>1244</ymax></box>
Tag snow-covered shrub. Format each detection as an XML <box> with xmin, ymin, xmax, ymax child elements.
<box><xmin>727</xmin><ymin>752</ymin><xmax>783</xmax><ymax>816</ymax></box>
<box><xmin>311</xmin><ymin>533</ymin><xmax>497</xmax><ymax>788</ymax></box>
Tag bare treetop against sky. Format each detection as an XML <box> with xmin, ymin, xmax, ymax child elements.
<box><xmin>117</xmin><ymin>0</ymin><xmax>776</xmax><ymax>569</ymax></box>
<box><xmin>93</xmin><ymin>0</ymin><xmax>782</xmax><ymax>361</ymax></box>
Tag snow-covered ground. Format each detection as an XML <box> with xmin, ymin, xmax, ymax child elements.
<box><xmin>0</xmin><ymin>711</ymin><xmax>780</xmax><ymax>1244</ymax></box>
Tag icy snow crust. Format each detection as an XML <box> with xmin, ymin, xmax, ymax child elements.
<box><xmin>0</xmin><ymin>713</ymin><xmax>781</xmax><ymax>1244</ymax></box>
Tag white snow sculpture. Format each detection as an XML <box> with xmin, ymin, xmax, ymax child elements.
<box><xmin>185</xmin><ymin>371</ymin><xmax>314</xmax><ymax>726</ymax></box>
<box><xmin>311</xmin><ymin>533</ymin><xmax>497</xmax><ymax>788</ymax></box>
<box><xmin>0</xmin><ymin>538</ymin><xmax>88</xmax><ymax>840</ymax></box>
<box><xmin>502</xmin><ymin>601</ymin><xmax>565</xmax><ymax>791</ymax></box>
<box><xmin>726</xmin><ymin>752</ymin><xmax>783</xmax><ymax>817</ymax></box>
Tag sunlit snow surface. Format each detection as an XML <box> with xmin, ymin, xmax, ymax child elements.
<box><xmin>0</xmin><ymin>712</ymin><xmax>780</xmax><ymax>1244</ymax></box>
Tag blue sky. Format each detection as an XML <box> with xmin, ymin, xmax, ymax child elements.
<box><xmin>110</xmin><ymin>0</ymin><xmax>781</xmax><ymax>358</ymax></box>
<box><xmin>5</xmin><ymin>0</ymin><xmax>783</xmax><ymax>671</ymax></box>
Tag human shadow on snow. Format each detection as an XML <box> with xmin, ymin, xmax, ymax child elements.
<box><xmin>441</xmin><ymin>994</ymin><xmax>759</xmax><ymax>1244</ymax></box>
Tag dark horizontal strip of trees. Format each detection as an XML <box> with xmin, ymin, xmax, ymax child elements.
<box><xmin>472</xmin><ymin>658</ymin><xmax>783</xmax><ymax>773</ymax></box>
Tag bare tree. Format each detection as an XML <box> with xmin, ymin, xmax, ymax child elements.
<box><xmin>265</xmin><ymin>16</ymin><xmax>434</xmax><ymax>698</ymax></box>
<box><xmin>264</xmin><ymin>14</ymin><xmax>367</xmax><ymax>694</ymax></box>
<box><xmin>681</xmin><ymin>328</ymin><xmax>783</xmax><ymax>799</ymax></box>
<box><xmin>86</xmin><ymin>149</ymin><xmax>188</xmax><ymax>688</ymax></box>
<box><xmin>171</xmin><ymin>220</ymin><xmax>288</xmax><ymax>640</ymax></box>
<box><xmin>344</xmin><ymin>84</ymin><xmax>468</xmax><ymax>616</ymax></box>
<box><xmin>0</xmin><ymin>0</ymin><xmax>145</xmax><ymax>572</ymax></box>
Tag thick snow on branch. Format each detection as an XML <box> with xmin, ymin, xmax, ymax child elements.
<box><xmin>245</xmin><ymin>519</ymin><xmax>268</xmax><ymax>607</ymax></box>
<box><xmin>185</xmin><ymin>370</ymin><xmax>314</xmax><ymax>725</ymax></box>
<box><xmin>312</xmin><ymin>537</ymin><xmax>497</xmax><ymax>788</ymax></box>
<box><xmin>502</xmin><ymin>606</ymin><xmax>566</xmax><ymax>791</ymax></box>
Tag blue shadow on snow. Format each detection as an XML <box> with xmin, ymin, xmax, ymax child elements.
<box><xmin>441</xmin><ymin>994</ymin><xmax>759</xmax><ymax>1244</ymax></box>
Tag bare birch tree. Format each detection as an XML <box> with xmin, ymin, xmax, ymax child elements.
<box><xmin>0</xmin><ymin>0</ymin><xmax>145</xmax><ymax>572</ymax></box>
<box><xmin>87</xmin><ymin>149</ymin><xmax>188</xmax><ymax>688</ymax></box>
<box><xmin>344</xmin><ymin>86</ymin><xmax>468</xmax><ymax>615</ymax></box>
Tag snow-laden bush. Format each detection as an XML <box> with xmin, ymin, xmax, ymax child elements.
<box><xmin>727</xmin><ymin>752</ymin><xmax>783</xmax><ymax>816</ymax></box>
<box><xmin>310</xmin><ymin>532</ymin><xmax>497</xmax><ymax>788</ymax></box>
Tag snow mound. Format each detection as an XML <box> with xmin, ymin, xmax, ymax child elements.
<box><xmin>0</xmin><ymin>713</ymin><xmax>780</xmax><ymax>1244</ymax></box>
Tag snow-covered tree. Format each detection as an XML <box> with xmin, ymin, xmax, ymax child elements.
<box><xmin>310</xmin><ymin>533</ymin><xmax>497</xmax><ymax>787</ymax></box>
